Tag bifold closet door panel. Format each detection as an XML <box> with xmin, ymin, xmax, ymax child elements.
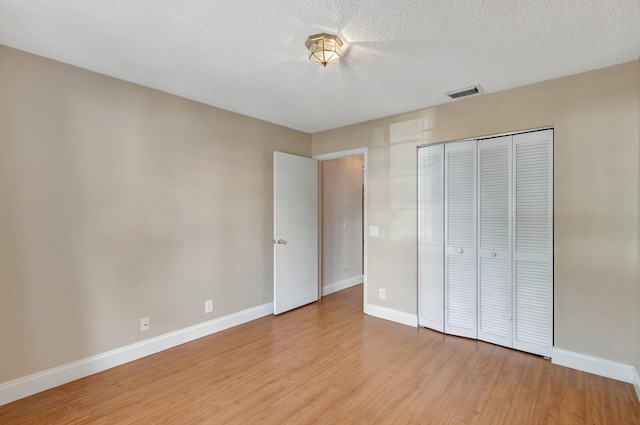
<box><xmin>418</xmin><ymin>144</ymin><xmax>445</xmax><ymax>331</ymax></box>
<box><xmin>477</xmin><ymin>136</ymin><xmax>512</xmax><ymax>348</ymax></box>
<box><xmin>444</xmin><ymin>141</ymin><xmax>477</xmax><ymax>339</ymax></box>
<box><xmin>512</xmin><ymin>129</ymin><xmax>553</xmax><ymax>357</ymax></box>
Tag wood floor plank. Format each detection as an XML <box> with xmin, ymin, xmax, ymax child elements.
<box><xmin>502</xmin><ymin>385</ymin><xmax>539</xmax><ymax>424</ymax></box>
<box><xmin>475</xmin><ymin>396</ymin><xmax>510</xmax><ymax>425</ymax></box>
<box><xmin>1</xmin><ymin>284</ymin><xmax>638</xmax><ymax>424</ymax></box>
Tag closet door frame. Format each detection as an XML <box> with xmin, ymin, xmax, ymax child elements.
<box><xmin>417</xmin><ymin>127</ymin><xmax>553</xmax><ymax>357</ymax></box>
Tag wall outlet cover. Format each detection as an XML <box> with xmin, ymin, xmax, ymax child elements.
<box><xmin>140</xmin><ymin>317</ymin><xmax>149</xmax><ymax>332</ymax></box>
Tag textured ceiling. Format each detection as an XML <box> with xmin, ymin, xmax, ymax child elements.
<box><xmin>1</xmin><ymin>0</ymin><xmax>639</xmax><ymax>133</ymax></box>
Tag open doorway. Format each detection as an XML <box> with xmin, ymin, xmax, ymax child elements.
<box><xmin>314</xmin><ymin>148</ymin><xmax>368</xmax><ymax>310</ymax></box>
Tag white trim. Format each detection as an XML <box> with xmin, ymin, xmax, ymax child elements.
<box><xmin>365</xmin><ymin>303</ymin><xmax>418</xmax><ymax>328</ymax></box>
<box><xmin>0</xmin><ymin>302</ymin><xmax>273</xmax><ymax>407</ymax></box>
<box><xmin>416</xmin><ymin>126</ymin><xmax>554</xmax><ymax>149</ymax></box>
<box><xmin>313</xmin><ymin>147</ymin><xmax>368</xmax><ymax>316</ymax></box>
<box><xmin>313</xmin><ymin>148</ymin><xmax>366</xmax><ymax>161</ymax></box>
<box><xmin>551</xmin><ymin>348</ymin><xmax>635</xmax><ymax>384</ymax></box>
<box><xmin>322</xmin><ymin>275</ymin><xmax>363</xmax><ymax>296</ymax></box>
<box><xmin>633</xmin><ymin>367</ymin><xmax>640</xmax><ymax>402</ymax></box>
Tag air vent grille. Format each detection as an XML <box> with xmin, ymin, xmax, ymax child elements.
<box><xmin>448</xmin><ymin>86</ymin><xmax>480</xmax><ymax>99</ymax></box>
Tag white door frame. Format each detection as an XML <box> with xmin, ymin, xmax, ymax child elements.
<box><xmin>313</xmin><ymin>148</ymin><xmax>368</xmax><ymax>312</ymax></box>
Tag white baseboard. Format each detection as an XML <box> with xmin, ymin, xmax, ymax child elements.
<box><xmin>0</xmin><ymin>302</ymin><xmax>273</xmax><ymax>407</ymax></box>
<box><xmin>551</xmin><ymin>348</ymin><xmax>636</xmax><ymax>384</ymax></box>
<box><xmin>365</xmin><ymin>304</ymin><xmax>418</xmax><ymax>328</ymax></box>
<box><xmin>322</xmin><ymin>275</ymin><xmax>363</xmax><ymax>296</ymax></box>
<box><xmin>633</xmin><ymin>367</ymin><xmax>640</xmax><ymax>403</ymax></box>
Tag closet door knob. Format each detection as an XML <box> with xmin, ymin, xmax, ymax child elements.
<box><xmin>457</xmin><ymin>248</ymin><xmax>463</xmax><ymax>254</ymax></box>
<box><xmin>491</xmin><ymin>252</ymin><xmax>497</xmax><ymax>257</ymax></box>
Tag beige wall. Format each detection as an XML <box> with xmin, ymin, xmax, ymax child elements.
<box><xmin>0</xmin><ymin>46</ymin><xmax>310</xmax><ymax>383</ymax></box>
<box><xmin>320</xmin><ymin>156</ymin><xmax>364</xmax><ymax>288</ymax></box>
<box><xmin>313</xmin><ymin>60</ymin><xmax>640</xmax><ymax>365</ymax></box>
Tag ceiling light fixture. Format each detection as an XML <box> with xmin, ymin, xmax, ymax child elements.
<box><xmin>305</xmin><ymin>33</ymin><xmax>343</xmax><ymax>67</ymax></box>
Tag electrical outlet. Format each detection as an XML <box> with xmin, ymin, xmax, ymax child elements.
<box><xmin>205</xmin><ymin>299</ymin><xmax>213</xmax><ymax>314</ymax></box>
<box><xmin>140</xmin><ymin>317</ymin><xmax>149</xmax><ymax>332</ymax></box>
<box><xmin>379</xmin><ymin>289</ymin><xmax>386</xmax><ymax>300</ymax></box>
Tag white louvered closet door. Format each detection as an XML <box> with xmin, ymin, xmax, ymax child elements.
<box><xmin>444</xmin><ymin>141</ymin><xmax>477</xmax><ymax>339</ymax></box>
<box><xmin>418</xmin><ymin>145</ymin><xmax>444</xmax><ymax>331</ymax></box>
<box><xmin>512</xmin><ymin>129</ymin><xmax>553</xmax><ymax>357</ymax></box>
<box><xmin>477</xmin><ymin>136</ymin><xmax>513</xmax><ymax>347</ymax></box>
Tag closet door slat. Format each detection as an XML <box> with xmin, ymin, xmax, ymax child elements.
<box><xmin>512</xmin><ymin>129</ymin><xmax>553</xmax><ymax>357</ymax></box>
<box><xmin>477</xmin><ymin>136</ymin><xmax>513</xmax><ymax>348</ymax></box>
<box><xmin>418</xmin><ymin>144</ymin><xmax>445</xmax><ymax>331</ymax></box>
<box><xmin>444</xmin><ymin>140</ymin><xmax>477</xmax><ymax>339</ymax></box>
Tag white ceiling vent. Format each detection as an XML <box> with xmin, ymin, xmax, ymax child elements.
<box><xmin>447</xmin><ymin>86</ymin><xmax>480</xmax><ymax>99</ymax></box>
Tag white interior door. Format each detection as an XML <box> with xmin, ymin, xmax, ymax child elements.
<box><xmin>477</xmin><ymin>136</ymin><xmax>513</xmax><ymax>347</ymax></box>
<box><xmin>273</xmin><ymin>152</ymin><xmax>319</xmax><ymax>315</ymax></box>
<box><xmin>444</xmin><ymin>140</ymin><xmax>477</xmax><ymax>339</ymax></box>
<box><xmin>418</xmin><ymin>144</ymin><xmax>445</xmax><ymax>331</ymax></box>
<box><xmin>512</xmin><ymin>130</ymin><xmax>553</xmax><ymax>357</ymax></box>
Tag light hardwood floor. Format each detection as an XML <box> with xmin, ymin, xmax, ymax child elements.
<box><xmin>1</xmin><ymin>284</ymin><xmax>639</xmax><ymax>424</ymax></box>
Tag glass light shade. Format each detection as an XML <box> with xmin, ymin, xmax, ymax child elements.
<box><xmin>305</xmin><ymin>33</ymin><xmax>343</xmax><ymax>67</ymax></box>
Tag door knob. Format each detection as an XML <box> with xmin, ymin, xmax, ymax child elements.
<box><xmin>457</xmin><ymin>248</ymin><xmax>463</xmax><ymax>254</ymax></box>
<box><xmin>491</xmin><ymin>252</ymin><xmax>497</xmax><ymax>257</ymax></box>
<box><xmin>275</xmin><ymin>239</ymin><xmax>285</xmax><ymax>245</ymax></box>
